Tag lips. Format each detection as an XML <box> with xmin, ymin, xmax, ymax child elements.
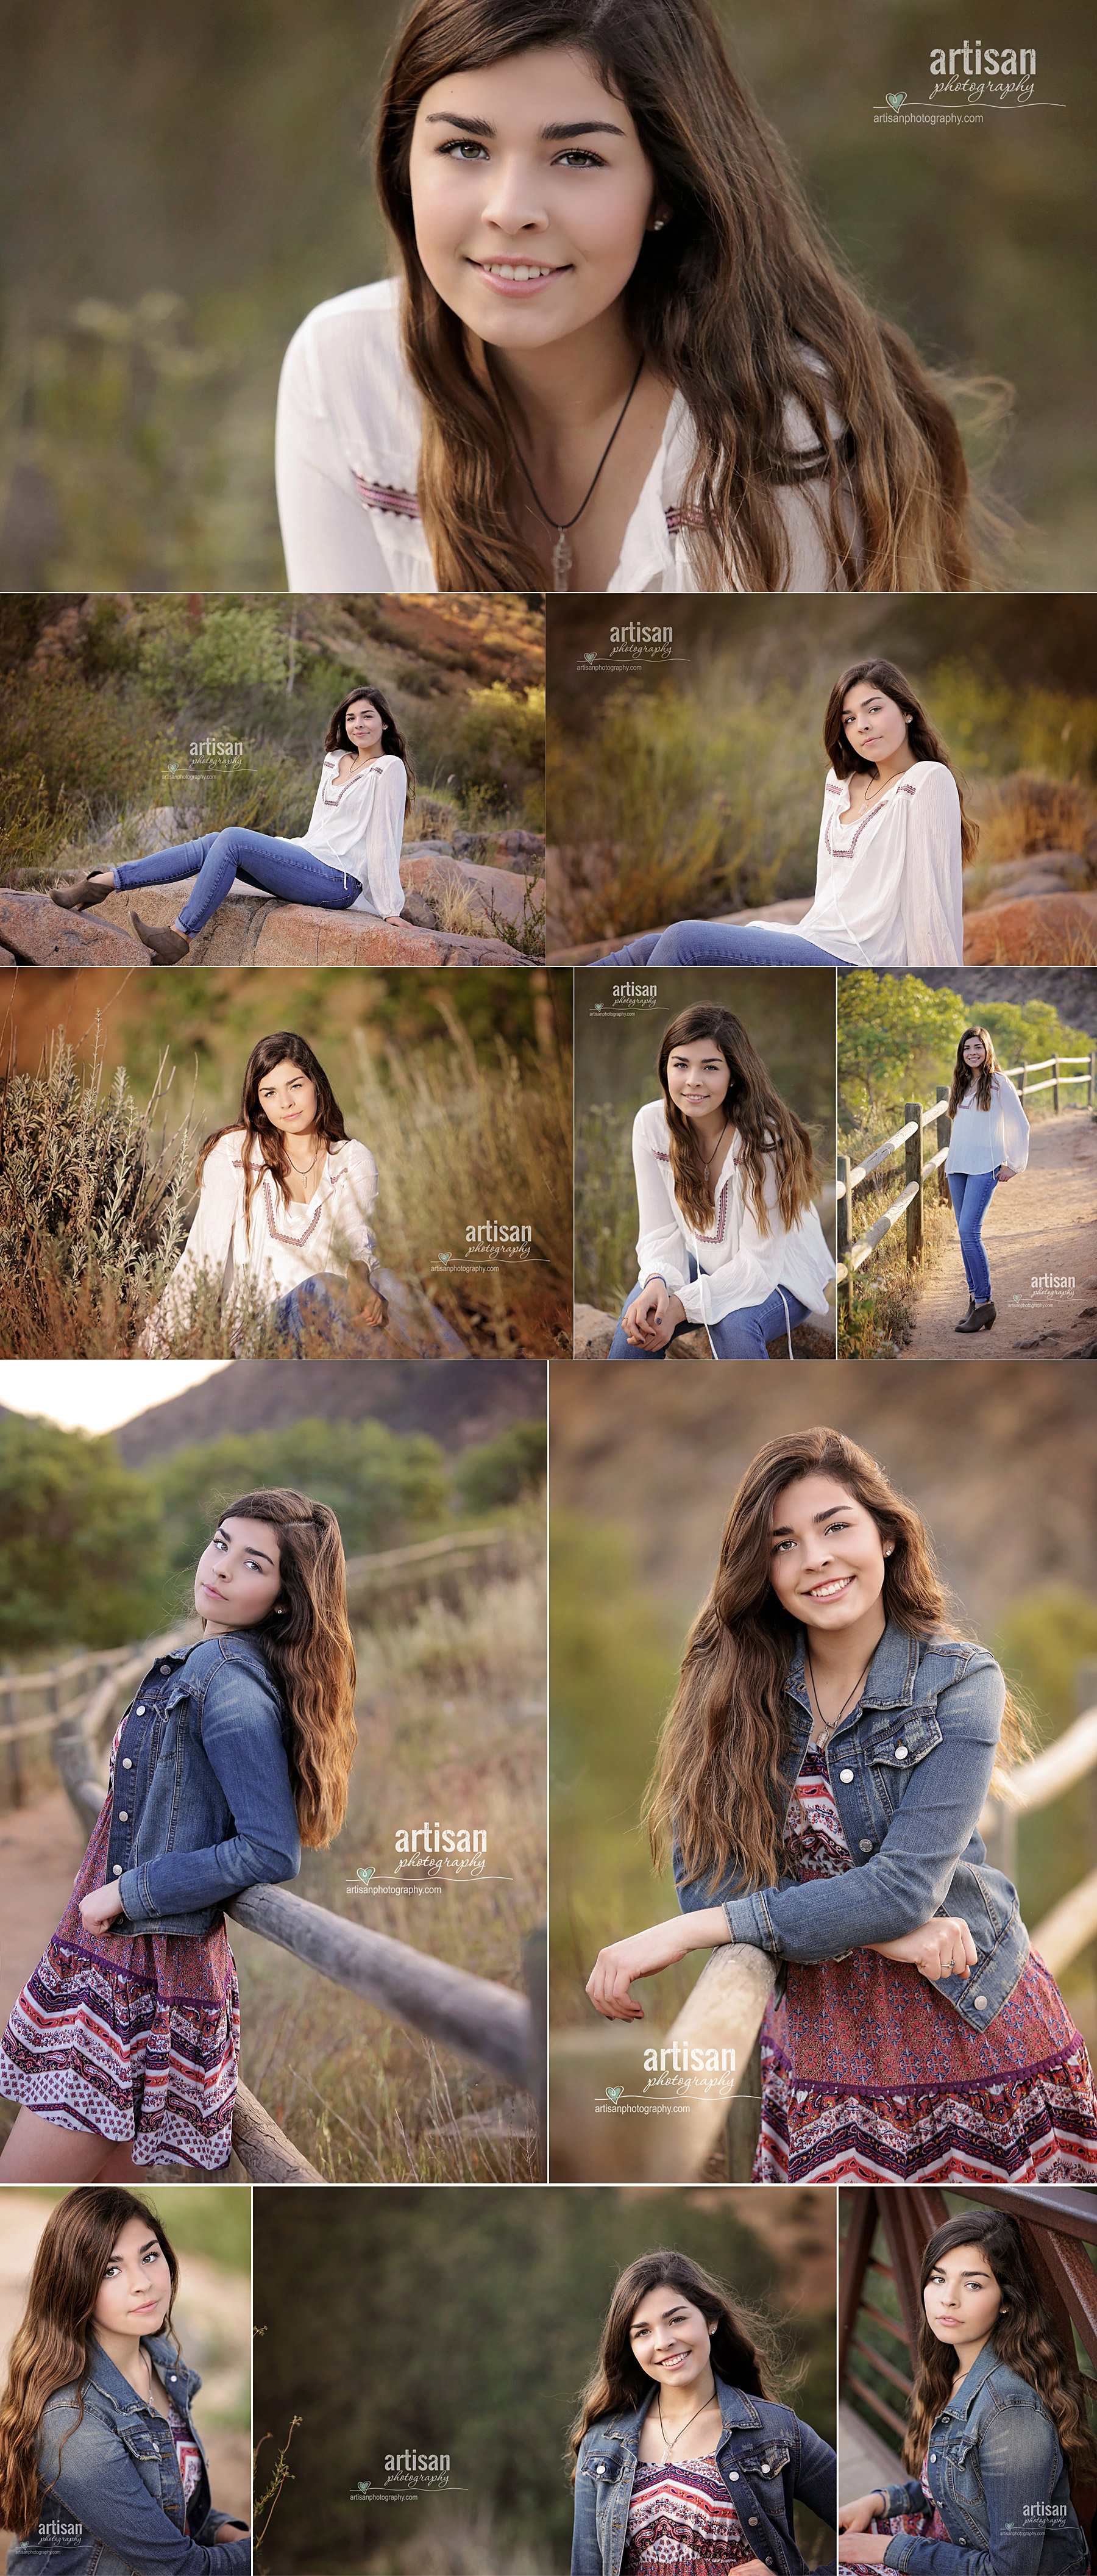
<box><xmin>806</xmin><ymin>1575</ymin><xmax>854</xmax><ymax>1602</ymax></box>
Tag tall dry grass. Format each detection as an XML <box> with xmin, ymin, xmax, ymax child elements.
<box><xmin>232</xmin><ymin>1529</ymin><xmax>545</xmax><ymax>2183</ymax></box>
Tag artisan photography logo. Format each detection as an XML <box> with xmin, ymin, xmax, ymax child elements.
<box><xmin>591</xmin><ymin>978</ymin><xmax>663</xmax><ymax>1019</ymax></box>
<box><xmin>875</xmin><ymin>40</ymin><xmax>1063</xmax><ymax>123</ymax></box>
<box><xmin>578</xmin><ymin>621</ymin><xmax>686</xmax><ymax>674</ymax></box>
<box><xmin>594</xmin><ymin>2042</ymin><xmax>739</xmax><ymax>2116</ymax></box>
<box><xmin>346</xmin><ymin>1821</ymin><xmax>514</xmax><ymax>1895</ymax></box>
<box><xmin>430</xmin><ymin>1217</ymin><xmax>542</xmax><ymax>1277</ymax></box>
<box><xmin>349</xmin><ymin>2449</ymin><xmax>464</xmax><ymax>2506</ymax></box>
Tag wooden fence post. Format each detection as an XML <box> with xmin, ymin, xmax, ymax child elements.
<box><xmin>1089</xmin><ymin>1052</ymin><xmax>1095</xmax><ymax>1109</ymax></box>
<box><xmin>1</xmin><ymin>1662</ymin><xmax>21</xmax><ymax>1810</ymax></box>
<box><xmin>935</xmin><ymin>1085</ymin><xmax>951</xmax><ymax>1202</ymax></box>
<box><xmin>836</xmin><ymin>1155</ymin><xmax>851</xmax><ymax>1316</ymax></box>
<box><xmin>1054</xmin><ymin>1055</ymin><xmax>1060</xmax><ymax>1112</ymax></box>
<box><xmin>904</xmin><ymin>1102</ymin><xmax>923</xmax><ymax>1264</ymax></box>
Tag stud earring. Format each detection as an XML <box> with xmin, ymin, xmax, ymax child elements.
<box><xmin>652</xmin><ymin>218</ymin><xmax>666</xmax><ymax>230</ymax></box>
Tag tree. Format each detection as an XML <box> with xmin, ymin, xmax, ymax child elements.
<box><xmin>146</xmin><ymin>1418</ymin><xmax>451</xmax><ymax>1584</ymax></box>
<box><xmin>0</xmin><ymin>1416</ymin><xmax>164</xmax><ymax>1656</ymax></box>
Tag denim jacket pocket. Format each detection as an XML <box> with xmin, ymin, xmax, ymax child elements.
<box><xmin>864</xmin><ymin>1707</ymin><xmax>943</xmax><ymax>1804</ymax></box>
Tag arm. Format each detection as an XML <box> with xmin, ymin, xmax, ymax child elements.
<box><xmin>332</xmin><ymin>1142</ymin><xmax>379</xmax><ymax>1273</ymax></box>
<box><xmin>360</xmin><ymin>757</ymin><xmax>407</xmax><ymax>917</ymax></box>
<box><xmin>275</xmin><ymin>321</ymin><xmax>397</xmax><ymax>590</ymax></box>
<box><xmin>884</xmin><ymin>2404</ymin><xmax>1064</xmax><ymax>2576</ymax></box>
<box><xmin>633</xmin><ymin>1111</ymin><xmax>690</xmax><ymax>1297</ymax></box>
<box><xmin>900</xmin><ymin>767</ymin><xmax>964</xmax><ymax>969</ymax></box>
<box><xmin>995</xmin><ymin>1074</ymin><xmax>1030</xmax><ymax>1177</ymax></box>
<box><xmin>116</xmin><ymin>1660</ymin><xmax>302</xmax><ymax>1924</ymax></box>
<box><xmin>793</xmin><ymin>2417</ymin><xmax>839</xmax><ymax>2525</ymax></box>
<box><xmin>146</xmin><ymin>1144</ymin><xmax>240</xmax><ymax>1347</ymax></box>
<box><xmin>38</xmin><ymin>2397</ymin><xmax>250</xmax><ymax>2576</ymax></box>
<box><xmin>675</xmin><ymin>1147</ymin><xmax>790</xmax><ymax>1328</ymax></box>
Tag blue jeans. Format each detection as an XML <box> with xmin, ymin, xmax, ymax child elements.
<box><xmin>113</xmin><ymin>829</ymin><xmax>364</xmax><ymax>935</ymax></box>
<box><xmin>273</xmin><ymin>1274</ymin><xmax>379</xmax><ymax>1355</ymax></box>
<box><xmin>947</xmin><ymin>1167</ymin><xmax>1000</xmax><ymax>1302</ymax></box>
<box><xmin>598</xmin><ymin>923</ymin><xmax>845</xmax><ymax>967</ymax></box>
<box><xmin>609</xmin><ymin>1258</ymin><xmax>811</xmax><ymax>1358</ymax></box>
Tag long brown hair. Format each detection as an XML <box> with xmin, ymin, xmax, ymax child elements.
<box><xmin>218</xmin><ymin>1488</ymin><xmax>358</xmax><ymax>1846</ymax></box>
<box><xmin>0</xmin><ymin>2189</ymin><xmax>180</xmax><ymax>2538</ymax></box>
<box><xmin>567</xmin><ymin>2249</ymin><xmax>780</xmax><ymax>2480</ymax></box>
<box><xmin>324</xmin><ymin>685</ymin><xmax>417</xmax><ymax>804</ymax></box>
<box><xmin>948</xmin><ymin>1026</ymin><xmax>999</xmax><ymax>1116</ymax></box>
<box><xmin>656</xmin><ymin>1003</ymin><xmax>815</xmax><ymax>1234</ymax></box>
<box><xmin>906</xmin><ymin>2211</ymin><xmax>1097</xmax><ymax>2485</ymax></box>
<box><xmin>375</xmin><ymin>0</ymin><xmax>987</xmax><ymax>593</ymax></box>
<box><xmin>646</xmin><ymin>1425</ymin><xmax>1027</xmax><ymax>1897</ymax></box>
<box><xmin>823</xmin><ymin>658</ymin><xmax>979</xmax><ymax>865</ymax></box>
<box><xmin>196</xmin><ymin>1032</ymin><xmax>351</xmax><ymax>1246</ymax></box>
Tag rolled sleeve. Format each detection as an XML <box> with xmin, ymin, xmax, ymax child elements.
<box><xmin>117</xmin><ymin>1658</ymin><xmax>301</xmax><ymax>1923</ymax></box>
<box><xmin>38</xmin><ymin>2397</ymin><xmax>251</xmax><ymax>2576</ymax></box>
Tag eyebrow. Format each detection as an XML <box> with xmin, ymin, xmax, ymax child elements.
<box><xmin>218</xmin><ymin>1525</ymin><xmax>275</xmax><ymax>1567</ymax></box>
<box><xmin>112</xmin><ymin>2238</ymin><xmax>160</xmax><ymax>2259</ymax></box>
<box><xmin>424</xmin><ymin>112</ymin><xmax>625</xmax><ymax>138</ymax></box>
<box><xmin>771</xmin><ymin>1506</ymin><xmax>853</xmax><ymax>1537</ymax></box>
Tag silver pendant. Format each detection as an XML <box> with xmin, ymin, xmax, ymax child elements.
<box><xmin>552</xmin><ymin>526</ymin><xmax>573</xmax><ymax>590</ymax></box>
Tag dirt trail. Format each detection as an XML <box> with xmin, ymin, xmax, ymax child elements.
<box><xmin>0</xmin><ymin>1786</ymin><xmax>86</xmax><ymax>2027</ymax></box>
<box><xmin>901</xmin><ymin>1107</ymin><xmax>1097</xmax><ymax>1360</ymax></box>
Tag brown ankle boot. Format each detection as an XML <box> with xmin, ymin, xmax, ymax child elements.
<box><xmin>128</xmin><ymin>910</ymin><xmax>191</xmax><ymax>963</ymax></box>
<box><xmin>51</xmin><ymin>871</ymin><xmax>113</xmax><ymax>911</ymax></box>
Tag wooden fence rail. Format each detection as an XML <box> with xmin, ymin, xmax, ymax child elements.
<box><xmin>836</xmin><ymin>1051</ymin><xmax>1096</xmax><ymax>1311</ymax></box>
<box><xmin>10</xmin><ymin>1562</ymin><xmax>543</xmax><ymax>2183</ymax></box>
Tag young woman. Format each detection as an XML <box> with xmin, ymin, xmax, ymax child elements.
<box><xmin>946</xmin><ymin>1026</ymin><xmax>1029</xmax><ymax>1336</ymax></box>
<box><xmin>569</xmin><ymin>2247</ymin><xmax>836</xmax><ymax>2576</ymax></box>
<box><xmin>839</xmin><ymin>2208</ymin><xmax>1094</xmax><ymax>2576</ymax></box>
<box><xmin>49</xmin><ymin>688</ymin><xmax>411</xmax><ymax>962</ymax></box>
<box><xmin>146</xmin><ymin>1030</ymin><xmax>388</xmax><ymax>1357</ymax></box>
<box><xmin>600</xmin><ymin>662</ymin><xmax>971</xmax><ymax>969</ymax></box>
<box><xmin>608</xmin><ymin>1002</ymin><xmax>834</xmax><ymax>1361</ymax></box>
<box><xmin>0</xmin><ymin>2188</ymin><xmax>250</xmax><ymax>2576</ymax></box>
<box><xmin>276</xmin><ymin>0</ymin><xmax>985</xmax><ymax>596</ymax></box>
<box><xmin>584</xmin><ymin>1425</ymin><xmax>1097</xmax><ymax>2184</ymax></box>
<box><xmin>0</xmin><ymin>1488</ymin><xmax>357</xmax><ymax>2178</ymax></box>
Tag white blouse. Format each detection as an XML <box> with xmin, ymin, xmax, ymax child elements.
<box><xmin>631</xmin><ymin>1099</ymin><xmax>836</xmax><ymax>1328</ymax></box>
<box><xmin>288</xmin><ymin>751</ymin><xmax>406</xmax><ymax>919</ymax></box>
<box><xmin>946</xmin><ymin>1072</ymin><xmax>1030</xmax><ymax>1177</ymax></box>
<box><xmin>146</xmin><ymin>1132</ymin><xmax>378</xmax><ymax>1347</ymax></box>
<box><xmin>767</xmin><ymin>761</ymin><xmax>964</xmax><ymax>968</ymax></box>
<box><xmin>276</xmin><ymin>278</ymin><xmax>859</xmax><ymax>595</ymax></box>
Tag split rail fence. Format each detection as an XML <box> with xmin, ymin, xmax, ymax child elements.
<box><xmin>0</xmin><ymin>1528</ymin><xmax>545</xmax><ymax>2182</ymax></box>
<box><xmin>836</xmin><ymin>1051</ymin><xmax>1096</xmax><ymax>1312</ymax></box>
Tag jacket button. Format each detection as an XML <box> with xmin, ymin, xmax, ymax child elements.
<box><xmin>930</xmin><ymin>2453</ymin><xmax>936</xmax><ymax>2461</ymax></box>
<box><xmin>112</xmin><ymin>1864</ymin><xmax>122</xmax><ymax>1875</ymax></box>
<box><xmin>728</xmin><ymin>2471</ymin><xmax>739</xmax><ymax>2481</ymax></box>
<box><xmin>974</xmin><ymin>1994</ymin><xmax>988</xmax><ymax>2008</ymax></box>
<box><xmin>135</xmin><ymin>1705</ymin><xmax>146</xmax><ymax>1716</ymax></box>
<box><xmin>760</xmin><ymin>2464</ymin><xmax>772</xmax><ymax>2474</ymax></box>
<box><xmin>122</xmin><ymin>1758</ymin><xmax>133</xmax><ymax>1769</ymax></box>
<box><xmin>118</xmin><ymin>1811</ymin><xmax>129</xmax><ymax>1822</ymax></box>
<box><xmin>895</xmin><ymin>1744</ymin><xmax>908</xmax><ymax>1760</ymax></box>
<box><xmin>859</xmin><ymin>1839</ymin><xmax>873</xmax><ymax>1852</ymax></box>
<box><xmin>160</xmin><ymin>1664</ymin><xmax>172</xmax><ymax>1674</ymax></box>
<box><xmin>839</xmin><ymin>1768</ymin><xmax>854</xmax><ymax>1783</ymax></box>
<box><xmin>749</xmin><ymin>2517</ymin><xmax>759</xmax><ymax>2527</ymax></box>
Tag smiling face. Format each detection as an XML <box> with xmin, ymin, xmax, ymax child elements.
<box><xmin>665</xmin><ymin>1037</ymin><xmax>733</xmax><ymax>1125</ymax></box>
<box><xmin>768</xmin><ymin>1472</ymin><xmax>889</xmax><ymax>1634</ymax></box>
<box><xmin>628</xmin><ymin>2285</ymin><xmax>715</xmax><ymax>2395</ymax></box>
<box><xmin>962</xmin><ymin>1034</ymin><xmax>987</xmax><ymax>1069</ymax></box>
<box><xmin>923</xmin><ymin>2244</ymin><xmax>1003</xmax><ymax>2357</ymax></box>
<box><xmin>344</xmin><ymin>697</ymin><xmax>385</xmax><ymax>755</ymax></box>
<box><xmin>256</xmin><ymin>1060</ymin><xmax>321</xmax><ymax>1140</ymax></box>
<box><xmin>408</xmin><ymin>46</ymin><xmax>658</xmax><ymax>352</ymax></box>
<box><xmin>840</xmin><ymin>680</ymin><xmax>911</xmax><ymax>766</ymax></box>
<box><xmin>91</xmin><ymin>2216</ymin><xmax>171</xmax><ymax>2347</ymax></box>
<box><xmin>194</xmin><ymin>1517</ymin><xmax>283</xmax><ymax>1636</ymax></box>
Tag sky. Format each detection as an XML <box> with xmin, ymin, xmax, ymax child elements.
<box><xmin>0</xmin><ymin>1361</ymin><xmax>230</xmax><ymax>1435</ymax></box>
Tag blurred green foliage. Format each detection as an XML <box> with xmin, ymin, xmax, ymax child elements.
<box><xmin>838</xmin><ymin>971</ymin><xmax>1095</xmax><ymax>1153</ymax></box>
<box><xmin>147</xmin><ymin>1421</ymin><xmax>452</xmax><ymax>1603</ymax></box>
<box><xmin>0</xmin><ymin>1413</ymin><xmax>166</xmax><ymax>1655</ymax></box>
<box><xmin>18</xmin><ymin>2183</ymin><xmax>252</xmax><ymax>2269</ymax></box>
<box><xmin>253</xmin><ymin>2184</ymin><xmax>836</xmax><ymax>2569</ymax></box>
<box><xmin>453</xmin><ymin>1418</ymin><xmax>547</xmax><ymax>1514</ymax></box>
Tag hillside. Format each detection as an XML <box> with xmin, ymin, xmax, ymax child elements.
<box><xmin>111</xmin><ymin>1359</ymin><xmax>546</xmax><ymax>1468</ymax></box>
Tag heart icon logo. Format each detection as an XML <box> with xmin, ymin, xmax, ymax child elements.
<box><xmin>357</xmin><ymin>2481</ymin><xmax>371</xmax><ymax>2491</ymax></box>
<box><xmin>357</xmin><ymin>1868</ymin><xmax>374</xmax><ymax>1883</ymax></box>
<box><xmin>584</xmin><ymin>651</ymin><xmax>597</xmax><ymax>662</ymax></box>
<box><xmin>886</xmin><ymin>91</ymin><xmax>906</xmax><ymax>110</ymax></box>
<box><xmin>605</xmin><ymin>2085</ymin><xmax>625</xmax><ymax>2102</ymax></box>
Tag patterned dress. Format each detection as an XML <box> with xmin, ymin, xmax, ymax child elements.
<box><xmin>754</xmin><ymin>1756</ymin><xmax>1097</xmax><ymax>2184</ymax></box>
<box><xmin>622</xmin><ymin>2452</ymin><xmax>756</xmax><ymax>2572</ymax></box>
<box><xmin>840</xmin><ymin>2457</ymin><xmax>947</xmax><ymax>2573</ymax></box>
<box><xmin>0</xmin><ymin>1721</ymin><xmax>239</xmax><ymax>2170</ymax></box>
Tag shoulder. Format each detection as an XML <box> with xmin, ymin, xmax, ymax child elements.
<box><xmin>915</xmin><ymin>1634</ymin><xmax>1003</xmax><ymax>1686</ymax></box>
<box><xmin>204</xmin><ymin>1129</ymin><xmax>246</xmax><ymax>1173</ymax></box>
<box><xmin>745</xmin><ymin>2395</ymin><xmax>798</xmax><ymax>2436</ymax></box>
<box><xmin>979</xmin><ymin>2361</ymin><xmax>1048</xmax><ymax>2416</ymax></box>
<box><xmin>194</xmin><ymin>1636</ymin><xmax>286</xmax><ymax>1716</ymax></box>
<box><xmin>634</xmin><ymin>1099</ymin><xmax>670</xmax><ymax>1155</ymax></box>
<box><xmin>279</xmin><ymin>278</ymin><xmax>421</xmax><ymax>476</ymax></box>
<box><xmin>330</xmin><ymin>1136</ymin><xmax>378</xmax><ymax>1178</ymax></box>
<box><xmin>577</xmin><ymin>2409</ymin><xmax>633</xmax><ymax>2456</ymax></box>
<box><xmin>906</xmin><ymin>762</ymin><xmax>961</xmax><ymax>805</ymax></box>
<box><xmin>823</xmin><ymin>769</ymin><xmax>845</xmax><ymax>797</ymax></box>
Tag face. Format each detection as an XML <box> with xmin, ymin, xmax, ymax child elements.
<box><xmin>408</xmin><ymin>47</ymin><xmax>658</xmax><ymax>353</ymax></box>
<box><xmin>194</xmin><ymin>1518</ymin><xmax>283</xmax><ymax>1635</ymax></box>
<box><xmin>256</xmin><ymin>1060</ymin><xmax>320</xmax><ymax>1138</ymax></box>
<box><xmin>768</xmin><ymin>1472</ymin><xmax>889</xmax><ymax>1633</ymax></box>
<box><xmin>344</xmin><ymin>698</ymin><xmax>385</xmax><ymax>754</ymax></box>
<box><xmin>840</xmin><ymin>681</ymin><xmax>911</xmax><ymax>765</ymax></box>
<box><xmin>92</xmin><ymin>2216</ymin><xmax>171</xmax><ymax>2344</ymax></box>
<box><xmin>962</xmin><ymin>1034</ymin><xmax>987</xmax><ymax>1069</ymax></box>
<box><xmin>665</xmin><ymin>1038</ymin><xmax>733</xmax><ymax>1123</ymax></box>
<box><xmin>923</xmin><ymin>2244</ymin><xmax>1003</xmax><ymax>2352</ymax></box>
<box><xmin>628</xmin><ymin>2286</ymin><xmax>714</xmax><ymax>2392</ymax></box>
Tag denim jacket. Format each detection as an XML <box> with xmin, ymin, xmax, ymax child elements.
<box><xmin>878</xmin><ymin>2341</ymin><xmax>1088</xmax><ymax>2576</ymax></box>
<box><xmin>7</xmin><ymin>2333</ymin><xmax>250</xmax><ymax>2576</ymax></box>
<box><xmin>102</xmin><ymin>1633</ymin><xmax>301</xmax><ymax>1937</ymax></box>
<box><xmin>675</xmin><ymin>1623</ymin><xmax>1029</xmax><ymax>2033</ymax></box>
<box><xmin>571</xmin><ymin>2377</ymin><xmax>836</xmax><ymax>2576</ymax></box>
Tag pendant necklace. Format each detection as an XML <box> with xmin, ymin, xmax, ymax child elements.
<box><xmin>656</xmin><ymin>2376</ymin><xmax>718</xmax><ymax>2463</ymax></box>
<box><xmin>509</xmin><ymin>354</ymin><xmax>644</xmax><ymax>590</ymax></box>
<box><xmin>699</xmin><ymin>1115</ymin><xmax>729</xmax><ymax>1183</ymax></box>
<box><xmin>805</xmin><ymin>1640</ymin><xmax>875</xmax><ymax>1745</ymax></box>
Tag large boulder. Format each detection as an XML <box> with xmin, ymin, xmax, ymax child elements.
<box><xmin>574</xmin><ymin>1302</ymin><xmax>834</xmax><ymax>1360</ymax></box>
<box><xmin>87</xmin><ymin>883</ymin><xmax>530</xmax><ymax>965</ymax></box>
<box><xmin>400</xmin><ymin>851</ymin><xmax>544</xmax><ymax>930</ymax></box>
<box><xmin>0</xmin><ymin>889</ymin><xmax>146</xmax><ymax>965</ymax></box>
<box><xmin>963</xmin><ymin>893</ymin><xmax>1097</xmax><ymax>965</ymax></box>
<box><xmin>550</xmin><ymin>896</ymin><xmax>814</xmax><ymax>966</ymax></box>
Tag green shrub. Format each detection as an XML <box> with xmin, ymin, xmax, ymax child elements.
<box><xmin>453</xmin><ymin>1420</ymin><xmax>547</xmax><ymax>1513</ymax></box>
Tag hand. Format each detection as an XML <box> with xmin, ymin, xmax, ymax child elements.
<box><xmin>346</xmin><ymin>1262</ymin><xmax>388</xmax><ymax>1329</ymax></box>
<box><xmin>586</xmin><ymin>1909</ymin><xmax>730</xmax><ymax>2019</ymax></box>
<box><xmin>998</xmin><ymin>1165</ymin><xmax>1017</xmax><ymax>1183</ymax></box>
<box><xmin>839</xmin><ymin>2533</ymin><xmax>892</xmax><ymax>2563</ymax></box>
<box><xmin>867</xmin><ymin>1914</ymin><xmax>976</xmax><ymax>1981</ymax></box>
<box><xmin>622</xmin><ymin>1282</ymin><xmax>686</xmax><ymax>1350</ymax></box>
<box><xmin>213</xmin><ymin>2526</ymin><xmax>247</xmax><ymax>2544</ymax></box>
<box><xmin>79</xmin><ymin>1882</ymin><xmax>126</xmax><ymax>1935</ymax></box>
<box><xmin>352</xmin><ymin>1288</ymin><xmax>388</xmax><ymax>1328</ymax></box>
<box><xmin>839</xmin><ymin>2493</ymin><xmax>887</xmax><ymax>2536</ymax></box>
